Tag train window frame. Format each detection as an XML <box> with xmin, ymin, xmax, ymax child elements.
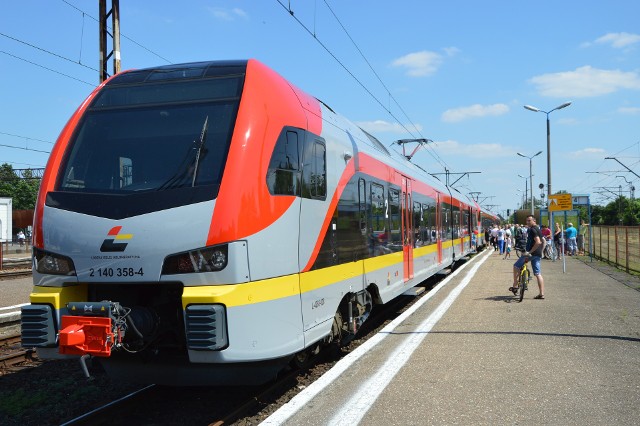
<box><xmin>301</xmin><ymin>135</ymin><xmax>327</xmax><ymax>200</ymax></box>
<box><xmin>388</xmin><ymin>187</ymin><xmax>401</xmax><ymax>246</ymax></box>
<box><xmin>266</xmin><ymin>127</ymin><xmax>302</xmax><ymax>196</ymax></box>
<box><xmin>413</xmin><ymin>201</ymin><xmax>422</xmax><ymax>247</ymax></box>
<box><xmin>358</xmin><ymin>178</ymin><xmax>367</xmax><ymax>233</ymax></box>
<box><xmin>370</xmin><ymin>182</ymin><xmax>385</xmax><ymax>233</ymax></box>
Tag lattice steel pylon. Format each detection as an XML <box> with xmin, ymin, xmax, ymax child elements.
<box><xmin>3</xmin><ymin>168</ymin><xmax>45</xmax><ymax>180</ymax></box>
<box><xmin>99</xmin><ymin>0</ymin><xmax>121</xmax><ymax>83</ymax></box>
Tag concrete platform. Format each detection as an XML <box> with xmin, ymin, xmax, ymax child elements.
<box><xmin>264</xmin><ymin>249</ymin><xmax>640</xmax><ymax>425</ymax></box>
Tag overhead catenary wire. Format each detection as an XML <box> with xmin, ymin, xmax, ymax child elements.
<box><xmin>321</xmin><ymin>1</ymin><xmax>448</xmax><ymax>169</ymax></box>
<box><xmin>60</xmin><ymin>0</ymin><xmax>172</xmax><ymax>64</ymax></box>
<box><xmin>2</xmin><ymin>161</ymin><xmax>47</xmax><ymax>168</ymax></box>
<box><xmin>0</xmin><ymin>31</ymin><xmax>99</xmax><ymax>72</ymax></box>
<box><xmin>0</xmin><ymin>50</ymin><xmax>94</xmax><ymax>86</ymax></box>
<box><xmin>0</xmin><ymin>131</ymin><xmax>55</xmax><ymax>145</ymax></box>
<box><xmin>570</xmin><ymin>140</ymin><xmax>640</xmax><ymax>196</ymax></box>
<box><xmin>275</xmin><ymin>1</ymin><xmax>449</xmax><ymax>171</ymax></box>
<box><xmin>0</xmin><ymin>143</ymin><xmax>51</xmax><ymax>154</ymax></box>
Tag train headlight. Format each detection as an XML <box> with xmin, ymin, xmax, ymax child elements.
<box><xmin>162</xmin><ymin>244</ymin><xmax>228</xmax><ymax>274</ymax></box>
<box><xmin>209</xmin><ymin>249</ymin><xmax>227</xmax><ymax>270</ymax></box>
<box><xmin>33</xmin><ymin>248</ymin><xmax>77</xmax><ymax>276</ymax></box>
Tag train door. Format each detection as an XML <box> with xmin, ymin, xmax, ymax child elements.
<box><xmin>401</xmin><ymin>176</ymin><xmax>414</xmax><ymax>281</ymax></box>
<box><xmin>470</xmin><ymin>207</ymin><xmax>477</xmax><ymax>251</ymax></box>
<box><xmin>436</xmin><ymin>193</ymin><xmax>443</xmax><ymax>263</ymax></box>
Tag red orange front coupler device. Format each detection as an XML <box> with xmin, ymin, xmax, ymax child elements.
<box><xmin>58</xmin><ymin>302</ymin><xmax>121</xmax><ymax>357</ymax></box>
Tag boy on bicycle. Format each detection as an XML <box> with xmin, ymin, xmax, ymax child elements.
<box><xmin>510</xmin><ymin>215</ymin><xmax>545</xmax><ymax>299</ymax></box>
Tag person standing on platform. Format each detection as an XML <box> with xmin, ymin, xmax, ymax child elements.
<box><xmin>497</xmin><ymin>226</ymin><xmax>505</xmax><ymax>255</ymax></box>
<box><xmin>554</xmin><ymin>222</ymin><xmax>562</xmax><ymax>256</ymax></box>
<box><xmin>565</xmin><ymin>222</ymin><xmax>578</xmax><ymax>256</ymax></box>
<box><xmin>504</xmin><ymin>234</ymin><xmax>512</xmax><ymax>259</ymax></box>
<box><xmin>578</xmin><ymin>220</ymin><xmax>588</xmax><ymax>255</ymax></box>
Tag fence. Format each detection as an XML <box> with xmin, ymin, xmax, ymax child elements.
<box><xmin>587</xmin><ymin>226</ymin><xmax>640</xmax><ymax>273</ymax></box>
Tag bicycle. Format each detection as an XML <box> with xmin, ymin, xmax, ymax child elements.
<box><xmin>509</xmin><ymin>255</ymin><xmax>531</xmax><ymax>302</ymax></box>
<box><xmin>543</xmin><ymin>237</ymin><xmax>555</xmax><ymax>260</ymax></box>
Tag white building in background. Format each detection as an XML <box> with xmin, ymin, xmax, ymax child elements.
<box><xmin>0</xmin><ymin>197</ymin><xmax>12</xmax><ymax>242</ymax></box>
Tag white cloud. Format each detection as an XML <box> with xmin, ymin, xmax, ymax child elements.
<box><xmin>355</xmin><ymin>120</ymin><xmax>423</xmax><ymax>134</ymax></box>
<box><xmin>595</xmin><ymin>32</ymin><xmax>640</xmax><ymax>49</ymax></box>
<box><xmin>529</xmin><ymin>66</ymin><xmax>640</xmax><ymax>98</ymax></box>
<box><xmin>441</xmin><ymin>103</ymin><xmax>509</xmax><ymax>123</ymax></box>
<box><xmin>207</xmin><ymin>7</ymin><xmax>248</xmax><ymax>21</ymax></box>
<box><xmin>572</xmin><ymin>147</ymin><xmax>605</xmax><ymax>157</ymax></box>
<box><xmin>443</xmin><ymin>46</ymin><xmax>460</xmax><ymax>57</ymax></box>
<box><xmin>618</xmin><ymin>106</ymin><xmax>640</xmax><ymax>115</ymax></box>
<box><xmin>232</xmin><ymin>8</ymin><xmax>248</xmax><ymax>19</ymax></box>
<box><xmin>391</xmin><ymin>51</ymin><xmax>443</xmax><ymax>77</ymax></box>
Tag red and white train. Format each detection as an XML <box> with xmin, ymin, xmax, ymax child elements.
<box><xmin>21</xmin><ymin>59</ymin><xmax>497</xmax><ymax>385</ymax></box>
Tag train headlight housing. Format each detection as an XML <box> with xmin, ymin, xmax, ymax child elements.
<box><xmin>162</xmin><ymin>244</ymin><xmax>228</xmax><ymax>274</ymax></box>
<box><xmin>33</xmin><ymin>248</ymin><xmax>77</xmax><ymax>276</ymax></box>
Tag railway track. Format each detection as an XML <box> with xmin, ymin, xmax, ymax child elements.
<box><xmin>56</xmin><ymin>255</ymin><xmax>474</xmax><ymax>425</ymax></box>
<box><xmin>3</xmin><ymin>253</ymin><xmax>480</xmax><ymax>424</ymax></box>
<box><xmin>0</xmin><ymin>333</ymin><xmax>37</xmax><ymax>371</ymax></box>
<box><xmin>0</xmin><ymin>258</ymin><xmax>32</xmax><ymax>279</ymax></box>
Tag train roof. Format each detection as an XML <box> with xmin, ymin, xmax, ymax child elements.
<box><xmin>104</xmin><ymin>59</ymin><xmax>483</xmax><ymax>211</ymax></box>
<box><xmin>105</xmin><ymin>60</ymin><xmax>249</xmax><ymax>86</ymax></box>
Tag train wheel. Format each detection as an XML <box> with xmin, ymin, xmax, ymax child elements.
<box><xmin>331</xmin><ymin>310</ymin><xmax>344</xmax><ymax>345</ymax></box>
<box><xmin>291</xmin><ymin>343</ymin><xmax>320</xmax><ymax>369</ymax></box>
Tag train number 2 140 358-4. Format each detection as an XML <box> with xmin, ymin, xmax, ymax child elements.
<box><xmin>89</xmin><ymin>267</ymin><xmax>144</xmax><ymax>277</ymax></box>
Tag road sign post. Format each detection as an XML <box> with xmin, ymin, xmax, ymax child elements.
<box><xmin>548</xmin><ymin>193</ymin><xmax>573</xmax><ymax>273</ymax></box>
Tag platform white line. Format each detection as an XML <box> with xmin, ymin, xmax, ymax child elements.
<box><xmin>0</xmin><ymin>303</ymin><xmax>29</xmax><ymax>312</ymax></box>
<box><xmin>328</xmin><ymin>248</ymin><xmax>492</xmax><ymax>425</ymax></box>
<box><xmin>260</xmin><ymin>249</ymin><xmax>492</xmax><ymax>426</ymax></box>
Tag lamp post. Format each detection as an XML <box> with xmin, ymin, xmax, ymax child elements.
<box><xmin>517</xmin><ymin>174</ymin><xmax>528</xmax><ymax>210</ymax></box>
<box><xmin>517</xmin><ymin>151</ymin><xmax>543</xmax><ymax>215</ymax></box>
<box><xmin>516</xmin><ymin>189</ymin><xmax>524</xmax><ymax>209</ymax></box>
<box><xmin>523</xmin><ymin>102</ymin><xmax>571</xmax><ymax>200</ymax></box>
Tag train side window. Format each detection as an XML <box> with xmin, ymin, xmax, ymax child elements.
<box><xmin>301</xmin><ymin>136</ymin><xmax>326</xmax><ymax>200</ymax></box>
<box><xmin>369</xmin><ymin>182</ymin><xmax>389</xmax><ymax>256</ymax></box>
<box><xmin>441</xmin><ymin>202</ymin><xmax>451</xmax><ymax>241</ymax></box>
<box><xmin>413</xmin><ymin>201</ymin><xmax>422</xmax><ymax>247</ymax></box>
<box><xmin>452</xmin><ymin>204</ymin><xmax>460</xmax><ymax>239</ymax></box>
<box><xmin>370</xmin><ymin>183</ymin><xmax>385</xmax><ymax>233</ymax></box>
<box><xmin>388</xmin><ymin>188</ymin><xmax>401</xmax><ymax>246</ymax></box>
<box><xmin>423</xmin><ymin>199</ymin><xmax>436</xmax><ymax>242</ymax></box>
<box><xmin>266</xmin><ymin>128</ymin><xmax>301</xmax><ymax>196</ymax></box>
<box><xmin>358</xmin><ymin>178</ymin><xmax>367</xmax><ymax>233</ymax></box>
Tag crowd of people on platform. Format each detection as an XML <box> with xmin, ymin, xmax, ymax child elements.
<box><xmin>485</xmin><ymin>220</ymin><xmax>587</xmax><ymax>258</ymax></box>
<box><xmin>484</xmin><ymin>218</ymin><xmax>590</xmax><ymax>301</ymax></box>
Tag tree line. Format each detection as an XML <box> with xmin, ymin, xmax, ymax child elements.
<box><xmin>0</xmin><ymin>163</ymin><xmax>41</xmax><ymax>210</ymax></box>
<box><xmin>585</xmin><ymin>197</ymin><xmax>640</xmax><ymax>226</ymax></box>
<box><xmin>2</xmin><ymin>161</ymin><xmax>639</xmax><ymax>226</ymax></box>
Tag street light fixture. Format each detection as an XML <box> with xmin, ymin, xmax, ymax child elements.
<box><xmin>517</xmin><ymin>151</ymin><xmax>543</xmax><ymax>215</ymax></box>
<box><xmin>517</xmin><ymin>174</ymin><xmax>528</xmax><ymax>210</ymax></box>
<box><xmin>523</xmin><ymin>102</ymin><xmax>571</xmax><ymax>200</ymax></box>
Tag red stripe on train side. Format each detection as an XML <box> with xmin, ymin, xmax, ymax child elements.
<box><xmin>301</xmin><ymin>152</ymin><xmax>443</xmax><ymax>272</ymax></box>
<box><xmin>300</xmin><ymin>149</ymin><xmax>484</xmax><ymax>271</ymax></box>
<box><xmin>302</xmin><ymin>158</ymin><xmax>357</xmax><ymax>272</ymax></box>
<box><xmin>206</xmin><ymin>59</ymin><xmax>322</xmax><ymax>245</ymax></box>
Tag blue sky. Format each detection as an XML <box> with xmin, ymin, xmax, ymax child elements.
<box><xmin>1</xmin><ymin>1</ymin><xmax>639</xmax><ymax>215</ymax></box>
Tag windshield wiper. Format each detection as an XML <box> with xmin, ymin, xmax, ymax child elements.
<box><xmin>191</xmin><ymin>115</ymin><xmax>209</xmax><ymax>187</ymax></box>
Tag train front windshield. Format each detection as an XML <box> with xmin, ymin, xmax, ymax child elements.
<box><xmin>58</xmin><ymin>75</ymin><xmax>242</xmax><ymax>197</ymax></box>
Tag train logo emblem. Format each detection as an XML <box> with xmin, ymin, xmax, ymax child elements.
<box><xmin>100</xmin><ymin>226</ymin><xmax>133</xmax><ymax>252</ymax></box>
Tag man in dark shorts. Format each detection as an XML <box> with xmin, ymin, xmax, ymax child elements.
<box><xmin>511</xmin><ymin>215</ymin><xmax>545</xmax><ymax>299</ymax></box>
